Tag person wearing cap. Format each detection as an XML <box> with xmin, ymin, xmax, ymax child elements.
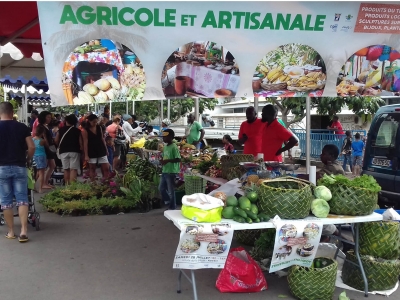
<box><xmin>185</xmin><ymin>114</ymin><xmax>205</xmax><ymax>149</ymax></box>
<box><xmin>160</xmin><ymin>119</ymin><xmax>171</xmax><ymax>136</ymax></box>
<box><xmin>121</xmin><ymin>114</ymin><xmax>143</xmax><ymax>143</ymax></box>
<box><xmin>159</xmin><ymin>129</ymin><xmax>181</xmax><ymax>210</ymax></box>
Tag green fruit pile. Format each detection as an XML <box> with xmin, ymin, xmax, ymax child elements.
<box><xmin>221</xmin><ymin>190</ymin><xmax>270</xmax><ymax>224</ymax></box>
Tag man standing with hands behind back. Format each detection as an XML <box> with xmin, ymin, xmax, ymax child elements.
<box><xmin>238</xmin><ymin>106</ymin><xmax>263</xmax><ymax>158</ymax></box>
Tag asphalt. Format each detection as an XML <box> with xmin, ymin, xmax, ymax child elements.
<box><xmin>0</xmin><ymin>191</ymin><xmax>398</xmax><ymax>300</ymax></box>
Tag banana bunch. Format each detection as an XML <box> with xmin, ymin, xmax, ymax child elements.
<box><xmin>261</xmin><ymin>66</ymin><xmax>291</xmax><ymax>84</ymax></box>
<box><xmin>200</xmin><ymin>153</ymin><xmax>213</xmax><ymax>161</ymax></box>
<box><xmin>182</xmin><ymin>143</ymin><xmax>196</xmax><ymax>150</ymax></box>
<box><xmin>288</xmin><ymin>72</ymin><xmax>326</xmax><ymax>88</ymax></box>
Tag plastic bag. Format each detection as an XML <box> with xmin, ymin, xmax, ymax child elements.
<box><xmin>181</xmin><ymin>205</ymin><xmax>223</xmax><ymax>223</ymax></box>
<box><xmin>182</xmin><ymin>193</ymin><xmax>224</xmax><ymax>210</ymax></box>
<box><xmin>130</xmin><ymin>137</ymin><xmax>146</xmax><ymax>148</ymax></box>
<box><xmin>216</xmin><ymin>247</ymin><xmax>268</xmax><ymax>293</ymax></box>
<box><xmin>27</xmin><ymin>168</ymin><xmax>35</xmax><ymax>190</ymax></box>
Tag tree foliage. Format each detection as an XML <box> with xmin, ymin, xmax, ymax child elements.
<box><xmin>268</xmin><ymin>96</ymin><xmax>385</xmax><ymax>126</ymax></box>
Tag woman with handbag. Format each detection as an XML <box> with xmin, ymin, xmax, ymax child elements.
<box><xmin>37</xmin><ymin>111</ymin><xmax>56</xmax><ymax>188</ymax></box>
<box><xmin>106</xmin><ymin>116</ymin><xmax>125</xmax><ymax>172</ymax></box>
<box><xmin>55</xmin><ymin>114</ymin><xmax>82</xmax><ymax>184</ymax></box>
<box><xmin>82</xmin><ymin>114</ymin><xmax>109</xmax><ymax>181</ymax></box>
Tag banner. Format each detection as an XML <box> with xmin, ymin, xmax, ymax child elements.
<box><xmin>173</xmin><ymin>223</ymin><xmax>234</xmax><ymax>269</ymax></box>
<box><xmin>269</xmin><ymin>219</ymin><xmax>323</xmax><ymax>273</ymax></box>
<box><xmin>37</xmin><ymin>2</ymin><xmax>400</xmax><ymax>106</ymax></box>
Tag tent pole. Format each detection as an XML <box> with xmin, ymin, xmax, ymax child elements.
<box><xmin>254</xmin><ymin>97</ymin><xmax>259</xmax><ymax>116</ymax></box>
<box><xmin>24</xmin><ymin>86</ymin><xmax>28</xmax><ymax>125</ymax></box>
<box><xmin>195</xmin><ymin>98</ymin><xmax>199</xmax><ymax>121</ymax></box>
<box><xmin>306</xmin><ymin>96</ymin><xmax>311</xmax><ymax>174</ymax></box>
<box><xmin>132</xmin><ymin>100</ymin><xmax>135</xmax><ymax>114</ymax></box>
<box><xmin>126</xmin><ymin>99</ymin><xmax>128</xmax><ymax>114</ymax></box>
<box><xmin>160</xmin><ymin>100</ymin><xmax>164</xmax><ymax>128</ymax></box>
<box><xmin>167</xmin><ymin>99</ymin><xmax>171</xmax><ymax>120</ymax></box>
<box><xmin>109</xmin><ymin>101</ymin><xmax>112</xmax><ymax>117</ymax></box>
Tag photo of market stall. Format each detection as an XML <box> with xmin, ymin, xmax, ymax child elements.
<box><xmin>336</xmin><ymin>44</ymin><xmax>400</xmax><ymax>97</ymax></box>
<box><xmin>161</xmin><ymin>41</ymin><xmax>240</xmax><ymax>98</ymax></box>
<box><xmin>253</xmin><ymin>43</ymin><xmax>326</xmax><ymax>97</ymax></box>
<box><xmin>62</xmin><ymin>39</ymin><xmax>146</xmax><ymax>105</ymax></box>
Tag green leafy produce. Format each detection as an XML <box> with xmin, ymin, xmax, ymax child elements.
<box><xmin>144</xmin><ymin>139</ymin><xmax>159</xmax><ymax>150</ymax></box>
<box><xmin>238</xmin><ymin>196</ymin><xmax>251</xmax><ymax>210</ymax></box>
<box><xmin>222</xmin><ymin>206</ymin><xmax>235</xmax><ymax>219</ymax></box>
<box><xmin>314</xmin><ymin>185</ymin><xmax>332</xmax><ymax>201</ymax></box>
<box><xmin>311</xmin><ymin>198</ymin><xmax>330</xmax><ymax>218</ymax></box>
<box><xmin>226</xmin><ymin>196</ymin><xmax>238</xmax><ymax>207</ymax></box>
<box><xmin>250</xmin><ymin>229</ymin><xmax>276</xmax><ymax>260</ymax></box>
<box><xmin>318</xmin><ymin>174</ymin><xmax>381</xmax><ymax>193</ymax></box>
<box><xmin>339</xmin><ymin>291</ymin><xmax>350</xmax><ymax>300</ymax></box>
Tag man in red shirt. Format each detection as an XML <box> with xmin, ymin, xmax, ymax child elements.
<box><xmin>327</xmin><ymin>116</ymin><xmax>344</xmax><ymax>135</ymax></box>
<box><xmin>261</xmin><ymin>105</ymin><xmax>298</xmax><ymax>162</ymax></box>
<box><xmin>238</xmin><ymin>106</ymin><xmax>263</xmax><ymax>157</ymax></box>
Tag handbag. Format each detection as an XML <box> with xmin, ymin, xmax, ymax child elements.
<box><xmin>115</xmin><ymin>127</ymin><xmax>126</xmax><ymax>145</ymax></box>
<box><xmin>56</xmin><ymin>126</ymin><xmax>73</xmax><ymax>159</ymax></box>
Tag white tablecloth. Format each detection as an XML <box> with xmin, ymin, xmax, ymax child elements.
<box><xmin>175</xmin><ymin>62</ymin><xmax>240</xmax><ymax>97</ymax></box>
<box><xmin>164</xmin><ymin>210</ymin><xmax>383</xmax><ymax>231</ymax></box>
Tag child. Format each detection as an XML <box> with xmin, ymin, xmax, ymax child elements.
<box><xmin>146</xmin><ymin>125</ymin><xmax>155</xmax><ymax>136</ymax></box>
<box><xmin>352</xmin><ymin>133</ymin><xmax>365</xmax><ymax>177</ymax></box>
<box><xmin>160</xmin><ymin>129</ymin><xmax>181</xmax><ymax>210</ymax></box>
<box><xmin>105</xmin><ymin>136</ymin><xmax>115</xmax><ymax>173</ymax></box>
<box><xmin>341</xmin><ymin>130</ymin><xmax>352</xmax><ymax>173</ymax></box>
<box><xmin>32</xmin><ymin>126</ymin><xmax>49</xmax><ymax>193</ymax></box>
<box><xmin>222</xmin><ymin>134</ymin><xmax>235</xmax><ymax>154</ymax></box>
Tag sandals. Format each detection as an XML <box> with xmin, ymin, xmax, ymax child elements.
<box><xmin>5</xmin><ymin>233</ymin><xmax>16</xmax><ymax>239</ymax></box>
<box><xmin>18</xmin><ymin>235</ymin><xmax>29</xmax><ymax>243</ymax></box>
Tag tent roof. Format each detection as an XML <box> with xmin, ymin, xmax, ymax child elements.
<box><xmin>0</xmin><ymin>1</ymin><xmax>42</xmax><ymax>58</ymax></box>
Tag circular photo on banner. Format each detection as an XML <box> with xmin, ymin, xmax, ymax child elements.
<box><xmin>161</xmin><ymin>41</ymin><xmax>240</xmax><ymax>99</ymax></box>
<box><xmin>253</xmin><ymin>43</ymin><xmax>326</xmax><ymax>98</ymax></box>
<box><xmin>336</xmin><ymin>45</ymin><xmax>400</xmax><ymax>97</ymax></box>
<box><xmin>62</xmin><ymin>39</ymin><xmax>146</xmax><ymax>105</ymax></box>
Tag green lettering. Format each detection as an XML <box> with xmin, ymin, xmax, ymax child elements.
<box><xmin>218</xmin><ymin>11</ymin><xmax>232</xmax><ymax>28</ymax></box>
<box><xmin>259</xmin><ymin>13</ymin><xmax>274</xmax><ymax>30</ymax></box>
<box><xmin>165</xmin><ymin>9</ymin><xmax>176</xmax><ymax>27</ymax></box>
<box><xmin>289</xmin><ymin>14</ymin><xmax>304</xmax><ymax>30</ymax></box>
<box><xmin>96</xmin><ymin>6</ymin><xmax>112</xmax><ymax>25</ymax></box>
<box><xmin>314</xmin><ymin>15</ymin><xmax>326</xmax><ymax>31</ymax></box>
<box><xmin>134</xmin><ymin>8</ymin><xmax>153</xmax><ymax>27</ymax></box>
<box><xmin>76</xmin><ymin>6</ymin><xmax>96</xmax><ymax>25</ymax></box>
<box><xmin>112</xmin><ymin>7</ymin><xmax>118</xmax><ymax>25</ymax></box>
<box><xmin>249</xmin><ymin>13</ymin><xmax>261</xmax><ymax>29</ymax></box>
<box><xmin>275</xmin><ymin>13</ymin><xmax>291</xmax><ymax>30</ymax></box>
<box><xmin>154</xmin><ymin>9</ymin><xmax>164</xmax><ymax>26</ymax></box>
<box><xmin>233</xmin><ymin>12</ymin><xmax>245</xmax><ymax>29</ymax></box>
<box><xmin>304</xmin><ymin>15</ymin><xmax>314</xmax><ymax>30</ymax></box>
<box><xmin>118</xmin><ymin>7</ymin><xmax>134</xmax><ymax>26</ymax></box>
<box><xmin>244</xmin><ymin>12</ymin><xmax>250</xmax><ymax>29</ymax></box>
<box><xmin>201</xmin><ymin>11</ymin><xmax>218</xmax><ymax>28</ymax></box>
<box><xmin>60</xmin><ymin>5</ymin><xmax>78</xmax><ymax>24</ymax></box>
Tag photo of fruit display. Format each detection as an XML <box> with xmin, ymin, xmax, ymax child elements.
<box><xmin>336</xmin><ymin>45</ymin><xmax>400</xmax><ymax>97</ymax></box>
<box><xmin>161</xmin><ymin>41</ymin><xmax>240</xmax><ymax>99</ymax></box>
<box><xmin>253</xmin><ymin>43</ymin><xmax>326</xmax><ymax>97</ymax></box>
<box><xmin>62</xmin><ymin>39</ymin><xmax>146</xmax><ymax>105</ymax></box>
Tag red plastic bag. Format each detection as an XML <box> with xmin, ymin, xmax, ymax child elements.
<box><xmin>216</xmin><ymin>247</ymin><xmax>268</xmax><ymax>293</ymax></box>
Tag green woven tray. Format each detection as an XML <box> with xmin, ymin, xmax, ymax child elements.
<box><xmin>359</xmin><ymin>221</ymin><xmax>400</xmax><ymax>260</ymax></box>
<box><xmin>288</xmin><ymin>257</ymin><xmax>338</xmax><ymax>300</ymax></box>
<box><xmin>342</xmin><ymin>250</ymin><xmax>400</xmax><ymax>291</ymax></box>
<box><xmin>258</xmin><ymin>177</ymin><xmax>313</xmax><ymax>219</ymax></box>
<box><xmin>184</xmin><ymin>175</ymin><xmax>207</xmax><ymax>195</ymax></box>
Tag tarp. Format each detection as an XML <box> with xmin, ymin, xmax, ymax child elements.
<box><xmin>0</xmin><ymin>75</ymin><xmax>48</xmax><ymax>90</ymax></box>
<box><xmin>37</xmin><ymin>1</ymin><xmax>400</xmax><ymax>106</ymax></box>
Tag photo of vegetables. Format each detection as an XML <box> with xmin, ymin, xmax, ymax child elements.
<box><xmin>253</xmin><ymin>43</ymin><xmax>326</xmax><ymax>97</ymax></box>
<box><xmin>62</xmin><ymin>39</ymin><xmax>146</xmax><ymax>105</ymax></box>
<box><xmin>161</xmin><ymin>41</ymin><xmax>240</xmax><ymax>99</ymax></box>
<box><xmin>336</xmin><ymin>44</ymin><xmax>400</xmax><ymax>97</ymax></box>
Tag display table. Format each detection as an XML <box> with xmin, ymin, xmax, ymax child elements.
<box><xmin>164</xmin><ymin>210</ymin><xmax>383</xmax><ymax>299</ymax></box>
<box><xmin>196</xmin><ymin>174</ymin><xmax>244</xmax><ymax>196</ymax></box>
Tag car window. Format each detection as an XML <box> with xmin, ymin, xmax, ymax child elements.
<box><xmin>375</xmin><ymin>115</ymin><xmax>399</xmax><ymax>147</ymax></box>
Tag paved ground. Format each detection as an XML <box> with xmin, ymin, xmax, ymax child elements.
<box><xmin>0</xmin><ymin>191</ymin><xmax>398</xmax><ymax>300</ymax></box>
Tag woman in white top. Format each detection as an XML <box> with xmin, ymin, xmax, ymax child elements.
<box><xmin>121</xmin><ymin>114</ymin><xmax>142</xmax><ymax>143</ymax></box>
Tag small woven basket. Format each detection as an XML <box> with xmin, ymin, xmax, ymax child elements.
<box><xmin>220</xmin><ymin>154</ymin><xmax>254</xmax><ymax>179</ymax></box>
<box><xmin>261</xmin><ymin>82</ymin><xmax>287</xmax><ymax>91</ymax></box>
<box><xmin>287</xmin><ymin>83</ymin><xmax>325</xmax><ymax>92</ymax></box>
<box><xmin>184</xmin><ymin>175</ymin><xmax>207</xmax><ymax>195</ymax></box>
<box><xmin>359</xmin><ymin>221</ymin><xmax>400</xmax><ymax>260</ymax></box>
<box><xmin>328</xmin><ymin>184</ymin><xmax>378</xmax><ymax>216</ymax></box>
<box><xmin>258</xmin><ymin>177</ymin><xmax>314</xmax><ymax>219</ymax></box>
<box><xmin>342</xmin><ymin>250</ymin><xmax>400</xmax><ymax>291</ymax></box>
<box><xmin>288</xmin><ymin>257</ymin><xmax>338</xmax><ymax>300</ymax></box>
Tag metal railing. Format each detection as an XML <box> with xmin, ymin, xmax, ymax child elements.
<box><xmin>291</xmin><ymin>129</ymin><xmax>367</xmax><ymax>162</ymax></box>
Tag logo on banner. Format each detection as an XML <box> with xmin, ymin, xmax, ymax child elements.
<box><xmin>330</xmin><ymin>24</ymin><xmax>338</xmax><ymax>32</ymax></box>
<box><xmin>345</xmin><ymin>14</ymin><xmax>353</xmax><ymax>22</ymax></box>
<box><xmin>334</xmin><ymin>13</ymin><xmax>341</xmax><ymax>21</ymax></box>
<box><xmin>341</xmin><ymin>26</ymin><xmax>352</xmax><ymax>32</ymax></box>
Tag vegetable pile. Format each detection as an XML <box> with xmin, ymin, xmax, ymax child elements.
<box><xmin>318</xmin><ymin>174</ymin><xmax>381</xmax><ymax>193</ymax></box>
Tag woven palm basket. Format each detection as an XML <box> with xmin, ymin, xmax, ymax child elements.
<box><xmin>328</xmin><ymin>184</ymin><xmax>378</xmax><ymax>216</ymax></box>
<box><xmin>220</xmin><ymin>154</ymin><xmax>254</xmax><ymax>179</ymax></box>
<box><xmin>288</xmin><ymin>257</ymin><xmax>338</xmax><ymax>300</ymax></box>
<box><xmin>234</xmin><ymin>229</ymin><xmax>263</xmax><ymax>246</ymax></box>
<box><xmin>359</xmin><ymin>221</ymin><xmax>400</xmax><ymax>260</ymax></box>
<box><xmin>342</xmin><ymin>250</ymin><xmax>400</xmax><ymax>291</ymax></box>
<box><xmin>258</xmin><ymin>177</ymin><xmax>313</xmax><ymax>219</ymax></box>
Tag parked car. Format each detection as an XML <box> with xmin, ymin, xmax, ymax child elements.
<box><xmin>362</xmin><ymin>104</ymin><xmax>400</xmax><ymax>208</ymax></box>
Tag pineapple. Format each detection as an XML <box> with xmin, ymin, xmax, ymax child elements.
<box><xmin>246</xmin><ymin>175</ymin><xmax>259</xmax><ymax>186</ymax></box>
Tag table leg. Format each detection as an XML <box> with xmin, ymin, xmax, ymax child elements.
<box><xmin>177</xmin><ymin>270</ymin><xmax>182</xmax><ymax>293</ymax></box>
<box><xmin>176</xmin><ymin>269</ymin><xmax>199</xmax><ymax>300</ymax></box>
<box><xmin>354</xmin><ymin>223</ymin><xmax>369</xmax><ymax>297</ymax></box>
<box><xmin>191</xmin><ymin>270</ymin><xmax>198</xmax><ymax>300</ymax></box>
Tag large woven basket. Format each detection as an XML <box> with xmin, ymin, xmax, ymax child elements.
<box><xmin>258</xmin><ymin>177</ymin><xmax>313</xmax><ymax>219</ymax></box>
<box><xmin>220</xmin><ymin>154</ymin><xmax>254</xmax><ymax>179</ymax></box>
<box><xmin>184</xmin><ymin>175</ymin><xmax>207</xmax><ymax>195</ymax></box>
<box><xmin>342</xmin><ymin>250</ymin><xmax>400</xmax><ymax>291</ymax></box>
<box><xmin>261</xmin><ymin>82</ymin><xmax>287</xmax><ymax>91</ymax></box>
<box><xmin>359</xmin><ymin>221</ymin><xmax>400</xmax><ymax>260</ymax></box>
<box><xmin>288</xmin><ymin>257</ymin><xmax>338</xmax><ymax>300</ymax></box>
<box><xmin>328</xmin><ymin>184</ymin><xmax>378</xmax><ymax>216</ymax></box>
<box><xmin>234</xmin><ymin>229</ymin><xmax>264</xmax><ymax>246</ymax></box>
